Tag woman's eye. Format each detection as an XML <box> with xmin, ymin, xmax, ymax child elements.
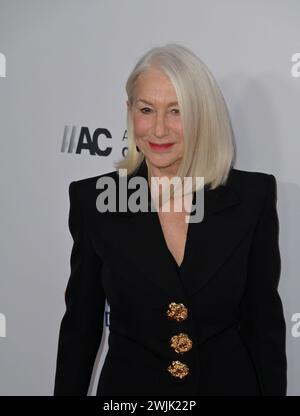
<box><xmin>140</xmin><ymin>107</ymin><xmax>152</xmax><ymax>114</ymax></box>
<box><xmin>139</xmin><ymin>107</ymin><xmax>180</xmax><ymax>115</ymax></box>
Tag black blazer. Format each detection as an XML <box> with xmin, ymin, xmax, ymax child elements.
<box><xmin>53</xmin><ymin>159</ymin><xmax>287</xmax><ymax>396</ymax></box>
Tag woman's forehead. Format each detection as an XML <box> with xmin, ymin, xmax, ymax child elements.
<box><xmin>134</xmin><ymin>71</ymin><xmax>177</xmax><ymax>100</ymax></box>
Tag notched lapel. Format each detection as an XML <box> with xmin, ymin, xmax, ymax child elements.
<box><xmin>181</xmin><ymin>182</ymin><xmax>249</xmax><ymax>298</ymax></box>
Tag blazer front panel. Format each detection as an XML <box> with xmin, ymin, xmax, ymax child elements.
<box><xmin>54</xmin><ymin>161</ymin><xmax>287</xmax><ymax>396</ymax></box>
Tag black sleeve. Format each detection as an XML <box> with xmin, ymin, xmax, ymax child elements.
<box><xmin>239</xmin><ymin>174</ymin><xmax>287</xmax><ymax>396</ymax></box>
<box><xmin>53</xmin><ymin>181</ymin><xmax>106</xmax><ymax>395</ymax></box>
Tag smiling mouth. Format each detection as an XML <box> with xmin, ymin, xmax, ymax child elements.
<box><xmin>149</xmin><ymin>142</ymin><xmax>175</xmax><ymax>151</ymax></box>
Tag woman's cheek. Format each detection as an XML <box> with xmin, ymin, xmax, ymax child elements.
<box><xmin>134</xmin><ymin>116</ymin><xmax>151</xmax><ymax>136</ymax></box>
<box><xmin>173</xmin><ymin>119</ymin><xmax>184</xmax><ymax>136</ymax></box>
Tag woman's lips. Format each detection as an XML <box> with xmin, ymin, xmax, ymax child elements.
<box><xmin>149</xmin><ymin>142</ymin><xmax>174</xmax><ymax>152</ymax></box>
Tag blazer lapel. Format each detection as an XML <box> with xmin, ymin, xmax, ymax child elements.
<box><xmin>179</xmin><ymin>183</ymin><xmax>246</xmax><ymax>298</ymax></box>
<box><xmin>105</xmin><ymin>159</ymin><xmax>247</xmax><ymax>299</ymax></box>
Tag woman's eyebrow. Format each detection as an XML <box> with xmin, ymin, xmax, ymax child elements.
<box><xmin>137</xmin><ymin>99</ymin><xmax>179</xmax><ymax>106</ymax></box>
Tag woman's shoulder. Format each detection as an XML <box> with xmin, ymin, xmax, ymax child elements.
<box><xmin>229</xmin><ymin>167</ymin><xmax>277</xmax><ymax>202</ymax></box>
<box><xmin>70</xmin><ymin>168</ymin><xmax>119</xmax><ymax>192</ymax></box>
<box><xmin>231</xmin><ymin>167</ymin><xmax>275</xmax><ymax>179</ymax></box>
<box><xmin>67</xmin><ymin>169</ymin><xmax>121</xmax><ymax>215</ymax></box>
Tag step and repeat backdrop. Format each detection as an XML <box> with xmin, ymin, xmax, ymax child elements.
<box><xmin>0</xmin><ymin>0</ymin><xmax>299</xmax><ymax>395</ymax></box>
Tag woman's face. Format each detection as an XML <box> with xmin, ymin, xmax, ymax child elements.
<box><xmin>127</xmin><ymin>67</ymin><xmax>184</xmax><ymax>172</ymax></box>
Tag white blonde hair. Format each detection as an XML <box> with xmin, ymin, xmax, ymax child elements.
<box><xmin>115</xmin><ymin>43</ymin><xmax>236</xmax><ymax>191</ymax></box>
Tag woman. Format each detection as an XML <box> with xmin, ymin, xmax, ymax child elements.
<box><xmin>53</xmin><ymin>44</ymin><xmax>287</xmax><ymax>396</ymax></box>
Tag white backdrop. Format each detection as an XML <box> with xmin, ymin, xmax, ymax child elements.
<box><xmin>0</xmin><ymin>0</ymin><xmax>299</xmax><ymax>395</ymax></box>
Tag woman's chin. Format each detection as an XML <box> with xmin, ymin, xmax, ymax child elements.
<box><xmin>145</xmin><ymin>155</ymin><xmax>178</xmax><ymax>167</ymax></box>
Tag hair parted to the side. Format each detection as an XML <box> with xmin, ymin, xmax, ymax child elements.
<box><xmin>114</xmin><ymin>43</ymin><xmax>236</xmax><ymax>191</ymax></box>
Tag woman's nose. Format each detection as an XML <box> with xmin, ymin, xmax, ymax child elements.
<box><xmin>154</xmin><ymin>113</ymin><xmax>168</xmax><ymax>137</ymax></box>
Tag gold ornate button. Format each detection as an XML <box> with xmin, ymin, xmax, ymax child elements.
<box><xmin>167</xmin><ymin>360</ymin><xmax>189</xmax><ymax>379</ymax></box>
<box><xmin>170</xmin><ymin>333</ymin><xmax>193</xmax><ymax>353</ymax></box>
<box><xmin>166</xmin><ymin>302</ymin><xmax>188</xmax><ymax>322</ymax></box>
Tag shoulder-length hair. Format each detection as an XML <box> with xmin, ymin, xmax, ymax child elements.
<box><xmin>115</xmin><ymin>43</ymin><xmax>236</xmax><ymax>191</ymax></box>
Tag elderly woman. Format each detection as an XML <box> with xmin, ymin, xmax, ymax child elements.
<box><xmin>54</xmin><ymin>44</ymin><xmax>287</xmax><ymax>396</ymax></box>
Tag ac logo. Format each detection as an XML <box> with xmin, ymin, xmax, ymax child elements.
<box><xmin>61</xmin><ymin>125</ymin><xmax>112</xmax><ymax>156</ymax></box>
<box><xmin>0</xmin><ymin>52</ymin><xmax>6</xmax><ymax>78</ymax></box>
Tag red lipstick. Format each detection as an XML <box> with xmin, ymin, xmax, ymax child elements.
<box><xmin>149</xmin><ymin>142</ymin><xmax>174</xmax><ymax>152</ymax></box>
